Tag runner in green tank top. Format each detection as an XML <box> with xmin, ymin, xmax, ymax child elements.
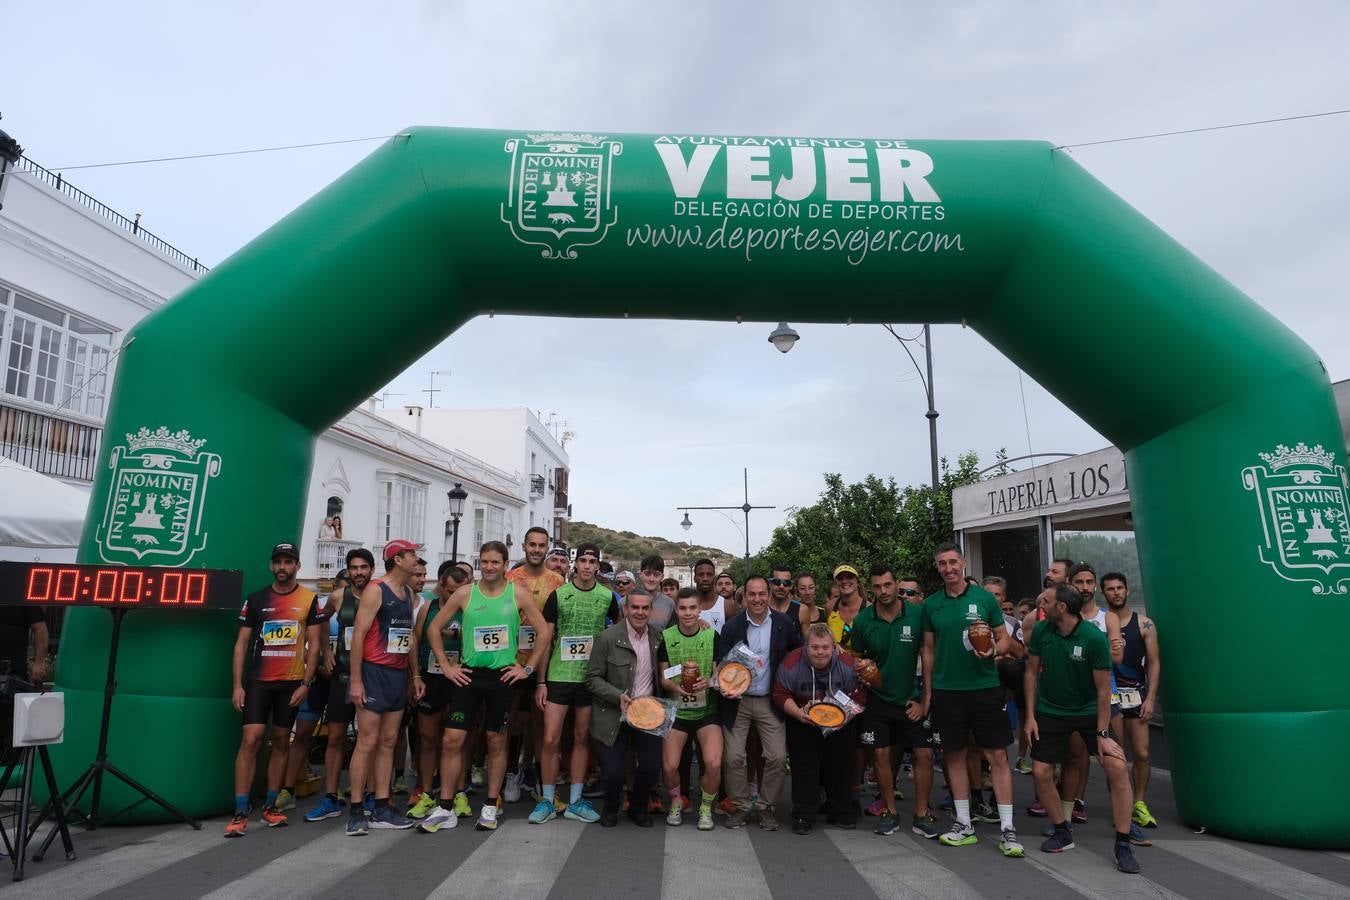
<box><xmin>407</xmin><ymin>563</ymin><xmax>470</xmax><ymax>820</ymax></box>
<box><xmin>422</xmin><ymin>541</ymin><xmax>548</xmax><ymax>833</ymax></box>
<box><xmin>656</xmin><ymin>590</ymin><xmax>725</xmax><ymax>830</ymax></box>
<box><xmin>530</xmin><ymin>543</ymin><xmax>619</xmax><ymax>825</ymax></box>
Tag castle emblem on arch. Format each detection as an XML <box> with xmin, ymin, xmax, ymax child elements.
<box><xmin>1243</xmin><ymin>442</ymin><xmax>1350</xmax><ymax>595</ymax></box>
<box><xmin>96</xmin><ymin>426</ymin><xmax>222</xmax><ymax>565</ymax></box>
<box><xmin>501</xmin><ymin>133</ymin><xmax>623</xmax><ymax>259</ymax></box>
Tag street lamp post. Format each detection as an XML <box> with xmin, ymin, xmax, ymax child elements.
<box><xmin>447</xmin><ymin>482</ymin><xmax>468</xmax><ymax>563</ymax></box>
<box><xmin>678</xmin><ymin>468</ymin><xmax>775</xmax><ymax>567</ymax></box>
<box><xmin>883</xmin><ymin>323</ymin><xmax>941</xmax><ymax>525</ymax></box>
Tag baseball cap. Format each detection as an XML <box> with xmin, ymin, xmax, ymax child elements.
<box><xmin>383</xmin><ymin>538</ymin><xmax>422</xmax><ymax>562</ymax></box>
<box><xmin>546</xmin><ymin>547</ymin><xmax>570</xmax><ymax>559</ymax></box>
<box><xmin>575</xmin><ymin>543</ymin><xmax>601</xmax><ymax>561</ymax></box>
<box><xmin>832</xmin><ymin>563</ymin><xmax>860</xmax><ymax>579</ymax></box>
<box><xmin>271</xmin><ymin>541</ymin><xmax>299</xmax><ymax>560</ymax></box>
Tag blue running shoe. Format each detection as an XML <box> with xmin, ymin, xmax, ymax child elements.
<box><xmin>564</xmin><ymin>798</ymin><xmax>600</xmax><ymax>823</ymax></box>
<box><xmin>529</xmin><ymin>799</ymin><xmax>556</xmax><ymax>824</ymax></box>
<box><xmin>305</xmin><ymin>794</ymin><xmax>345</xmax><ymax>822</ymax></box>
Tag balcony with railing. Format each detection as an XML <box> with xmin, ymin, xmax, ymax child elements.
<box><xmin>0</xmin><ymin>401</ymin><xmax>102</xmax><ymax>482</ymax></box>
<box><xmin>529</xmin><ymin>474</ymin><xmax>546</xmax><ymax>498</ymax></box>
<box><xmin>316</xmin><ymin>539</ymin><xmax>365</xmax><ymax>579</ymax></box>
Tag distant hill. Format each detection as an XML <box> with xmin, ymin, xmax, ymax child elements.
<box><xmin>567</xmin><ymin>521</ymin><xmax>734</xmax><ymax>571</ymax></box>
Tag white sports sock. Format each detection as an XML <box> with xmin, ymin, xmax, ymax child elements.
<box><xmin>954</xmin><ymin>798</ymin><xmax>971</xmax><ymax>826</ymax></box>
<box><xmin>1061</xmin><ymin>800</ymin><xmax>1074</xmax><ymax>821</ymax></box>
<box><xmin>998</xmin><ymin>803</ymin><xmax>1014</xmax><ymax>831</ymax></box>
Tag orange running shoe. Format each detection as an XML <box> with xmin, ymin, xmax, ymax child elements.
<box><xmin>260</xmin><ymin>806</ymin><xmax>289</xmax><ymax>827</ymax></box>
<box><xmin>224</xmin><ymin>812</ymin><xmax>248</xmax><ymax>837</ymax></box>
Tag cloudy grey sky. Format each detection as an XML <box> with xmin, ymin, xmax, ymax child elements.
<box><xmin>8</xmin><ymin>2</ymin><xmax>1348</xmax><ymax>555</ymax></box>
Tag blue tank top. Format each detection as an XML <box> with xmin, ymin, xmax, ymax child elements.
<box><xmin>362</xmin><ymin>580</ymin><xmax>414</xmax><ymax>669</ymax></box>
<box><xmin>1113</xmin><ymin>612</ymin><xmax>1147</xmax><ymax>686</ymax></box>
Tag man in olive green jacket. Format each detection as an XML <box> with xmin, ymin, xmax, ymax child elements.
<box><xmin>585</xmin><ymin>590</ymin><xmax>663</xmax><ymax>827</ymax></box>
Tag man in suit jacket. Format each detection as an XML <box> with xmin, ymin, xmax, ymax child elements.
<box><xmin>585</xmin><ymin>590</ymin><xmax>664</xmax><ymax>828</ymax></box>
<box><xmin>719</xmin><ymin>575</ymin><xmax>804</xmax><ymax>831</ymax></box>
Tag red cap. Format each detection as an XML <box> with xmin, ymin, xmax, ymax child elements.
<box><xmin>383</xmin><ymin>538</ymin><xmax>421</xmax><ymax>562</ymax></box>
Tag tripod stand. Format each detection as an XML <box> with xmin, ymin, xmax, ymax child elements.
<box><xmin>32</xmin><ymin>608</ymin><xmax>201</xmax><ymax>853</ymax></box>
<box><xmin>0</xmin><ymin>743</ymin><xmax>75</xmax><ymax>881</ymax></box>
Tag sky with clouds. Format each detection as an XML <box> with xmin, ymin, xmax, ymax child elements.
<box><xmin>7</xmin><ymin>2</ymin><xmax>1348</xmax><ymax>555</ymax></box>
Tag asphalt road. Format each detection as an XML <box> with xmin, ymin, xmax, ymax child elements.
<box><xmin>4</xmin><ymin>726</ymin><xmax>1349</xmax><ymax>899</ymax></box>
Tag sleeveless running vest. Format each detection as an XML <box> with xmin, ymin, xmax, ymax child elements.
<box><xmin>362</xmin><ymin>580</ymin><xmax>414</xmax><ymax>669</ymax></box>
<box><xmin>548</xmin><ymin>580</ymin><xmax>614</xmax><ymax>683</ymax></box>
<box><xmin>698</xmin><ymin>598</ymin><xmax>726</xmax><ymax>633</ymax></box>
<box><xmin>662</xmin><ymin>624</ymin><xmax>717</xmax><ymax>720</ymax></box>
<box><xmin>1114</xmin><ymin>612</ymin><xmax>1147</xmax><ymax>686</ymax></box>
<box><xmin>462</xmin><ymin>582</ymin><xmax>519</xmax><ymax>669</ymax></box>
<box><xmin>335</xmin><ymin>585</ymin><xmax>359</xmax><ymax>674</ymax></box>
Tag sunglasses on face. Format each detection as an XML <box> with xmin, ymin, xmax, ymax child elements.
<box><xmin>768</xmin><ymin>578</ymin><xmax>792</xmax><ymax>586</ymax></box>
<box><xmin>616</xmin><ymin>579</ymin><xmax>633</xmax><ymax>586</ymax></box>
<box><xmin>898</xmin><ymin>588</ymin><xmax>920</xmax><ymax>596</ymax></box>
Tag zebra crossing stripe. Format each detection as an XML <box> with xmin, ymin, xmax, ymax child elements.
<box><xmin>826</xmin><ymin>827</ymin><xmax>975</xmax><ymax>899</ymax></box>
<box><xmin>1154</xmin><ymin>839</ymin><xmax>1350</xmax><ymax>900</ymax></box>
<box><xmin>660</xmin><ymin>823</ymin><xmax>773</xmax><ymax>900</ymax></box>
<box><xmin>426</xmin><ymin>817</ymin><xmax>587</xmax><ymax>900</ymax></box>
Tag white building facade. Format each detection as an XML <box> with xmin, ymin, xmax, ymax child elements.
<box><xmin>0</xmin><ymin>144</ymin><xmax>564</xmax><ymax>590</ymax></box>
<box><xmin>378</xmin><ymin>405</ymin><xmax>572</xmax><ymax>547</ymax></box>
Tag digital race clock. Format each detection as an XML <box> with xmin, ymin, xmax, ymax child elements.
<box><xmin>0</xmin><ymin>561</ymin><xmax>243</xmax><ymax>610</ymax></box>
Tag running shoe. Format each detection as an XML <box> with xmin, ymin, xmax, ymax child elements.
<box><xmin>275</xmin><ymin>789</ymin><xmax>296</xmax><ymax>812</ymax></box>
<box><xmin>1026</xmin><ymin>800</ymin><xmax>1047</xmax><ymax>817</ymax></box>
<box><xmin>1115</xmin><ymin>842</ymin><xmax>1141</xmax><ymax>874</ymax></box>
<box><xmin>260</xmin><ymin>806</ymin><xmax>288</xmax><ymax>827</ymax></box>
<box><xmin>1040</xmin><ymin>829</ymin><xmax>1075</xmax><ymax>853</ymax></box>
<box><xmin>999</xmin><ymin>830</ymin><xmax>1025</xmax><ymax>858</ymax></box>
<box><xmin>717</xmin><ymin>797</ymin><xmax>736</xmax><ymax>816</ymax></box>
<box><xmin>453</xmin><ymin>791</ymin><xmax>473</xmax><ymax>817</ymax></box>
<box><xmin>417</xmin><ymin>805</ymin><xmax>458</xmax><ymax>833</ymax></box>
<box><xmin>1132</xmin><ymin>800</ymin><xmax>1158</xmax><ymax>828</ymax></box>
<box><xmin>554</xmin><ymin>793</ymin><xmax>568</xmax><ymax>814</ymax></box>
<box><xmin>470</xmin><ymin>766</ymin><xmax>486</xmax><ymax>787</ymax></box>
<box><xmin>503</xmin><ymin>770</ymin><xmax>523</xmax><ymax>804</ymax></box>
<box><xmin>363</xmin><ymin>792</ymin><xmax>375</xmax><ymax>815</ymax></box>
<box><xmin>759</xmin><ymin>814</ymin><xmax>779</xmax><ymax>832</ymax></box>
<box><xmin>305</xmin><ymin>794</ymin><xmax>345</xmax><ymax>822</ymax></box>
<box><xmin>874</xmin><ymin>812</ymin><xmax>898</xmax><ymax>836</ymax></box>
<box><xmin>724</xmin><ymin>811</ymin><xmax>747</xmax><ymax>830</ymax></box>
<box><xmin>521</xmin><ymin>769</ymin><xmax>540</xmax><ymax>799</ymax></box>
<box><xmin>369</xmin><ymin>805</ymin><xmax>414</xmax><ymax>829</ymax></box>
<box><xmin>408</xmin><ymin>792</ymin><xmax>439</xmax><ymax>820</ymax></box>
<box><xmin>582</xmin><ymin>772</ymin><xmax>604</xmax><ymax>799</ymax></box>
<box><xmin>392</xmin><ymin>775</ymin><xmax>408</xmax><ymax>795</ymax></box>
<box><xmin>528</xmin><ymin>799</ymin><xmax>556</xmax><ymax>824</ymax></box>
<box><xmin>566</xmin><ymin>798</ymin><xmax>600</xmax><ymax>823</ymax></box>
<box><xmin>345</xmin><ymin>811</ymin><xmax>369</xmax><ymax>836</ymax></box>
<box><xmin>939</xmin><ymin>820</ymin><xmax>977</xmax><ymax>846</ymax></box>
<box><xmin>864</xmin><ymin>795</ymin><xmax>888</xmax><ymax>817</ymax></box>
<box><xmin>1015</xmin><ymin>758</ymin><xmax>1033</xmax><ymax>775</ymax></box>
<box><xmin>224</xmin><ymin>813</ymin><xmax>247</xmax><ymax>837</ymax></box>
<box><xmin>1072</xmin><ymin>799</ymin><xmax>1087</xmax><ymax>824</ymax></box>
<box><xmin>1128</xmin><ymin>822</ymin><xmax>1153</xmax><ymax>847</ymax></box>
<box><xmin>698</xmin><ymin>808</ymin><xmax>714</xmax><ymax>831</ymax></box>
<box><xmin>475</xmin><ymin>804</ymin><xmax>499</xmax><ymax>831</ymax></box>
<box><xmin>911</xmin><ymin>814</ymin><xmax>940</xmax><ymax>839</ymax></box>
<box><xmin>666</xmin><ymin>803</ymin><xmax>683</xmax><ymax>827</ymax></box>
<box><xmin>972</xmin><ymin>801</ymin><xmax>1000</xmax><ymax>824</ymax></box>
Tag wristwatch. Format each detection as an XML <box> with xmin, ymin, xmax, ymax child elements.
<box><xmin>1096</xmin><ymin>729</ymin><xmax>1111</xmax><ymax>739</ymax></box>
<box><xmin>523</xmin><ymin>664</ymin><xmax>536</xmax><ymax>677</ymax></box>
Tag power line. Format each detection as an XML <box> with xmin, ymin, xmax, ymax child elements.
<box><xmin>1056</xmin><ymin>108</ymin><xmax>1350</xmax><ymax>150</ymax></box>
<box><xmin>49</xmin><ymin>134</ymin><xmax>407</xmax><ymax>171</ymax></box>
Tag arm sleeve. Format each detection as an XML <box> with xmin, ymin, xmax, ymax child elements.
<box><xmin>542</xmin><ymin>592</ymin><xmax>559</xmax><ymax>624</ymax></box>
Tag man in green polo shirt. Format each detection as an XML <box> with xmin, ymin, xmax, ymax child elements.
<box><xmin>852</xmin><ymin>563</ymin><xmax>936</xmax><ymax>839</ymax></box>
<box><xmin>921</xmin><ymin>541</ymin><xmax>1023</xmax><ymax>858</ymax></box>
<box><xmin>1024</xmin><ymin>584</ymin><xmax>1140</xmax><ymax>874</ymax></box>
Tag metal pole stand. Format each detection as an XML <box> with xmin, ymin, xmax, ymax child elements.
<box><xmin>31</xmin><ymin>608</ymin><xmax>200</xmax><ymax>858</ymax></box>
<box><xmin>0</xmin><ymin>744</ymin><xmax>76</xmax><ymax>881</ymax></box>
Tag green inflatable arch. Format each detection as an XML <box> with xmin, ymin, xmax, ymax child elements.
<box><xmin>54</xmin><ymin>128</ymin><xmax>1348</xmax><ymax>847</ymax></box>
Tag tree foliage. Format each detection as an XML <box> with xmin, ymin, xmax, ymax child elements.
<box><xmin>1054</xmin><ymin>532</ymin><xmax>1147</xmax><ymax>607</ymax></box>
<box><xmin>565</xmin><ymin>521</ymin><xmax>732</xmax><ymax>572</ymax></box>
<box><xmin>750</xmin><ymin>452</ymin><xmax>983</xmax><ymax>594</ymax></box>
